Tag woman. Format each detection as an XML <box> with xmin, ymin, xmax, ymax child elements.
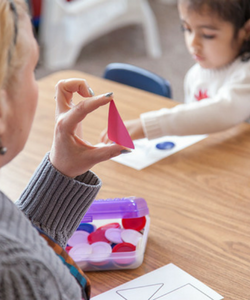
<box><xmin>0</xmin><ymin>0</ymin><xmax>125</xmax><ymax>299</ymax></box>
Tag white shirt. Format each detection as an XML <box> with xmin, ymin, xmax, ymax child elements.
<box><xmin>141</xmin><ymin>57</ymin><xmax>250</xmax><ymax>139</ymax></box>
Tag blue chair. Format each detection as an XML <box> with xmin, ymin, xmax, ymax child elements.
<box><xmin>103</xmin><ymin>63</ymin><xmax>172</xmax><ymax>98</ymax></box>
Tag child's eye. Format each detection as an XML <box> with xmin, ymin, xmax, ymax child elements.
<box><xmin>202</xmin><ymin>34</ymin><xmax>216</xmax><ymax>39</ymax></box>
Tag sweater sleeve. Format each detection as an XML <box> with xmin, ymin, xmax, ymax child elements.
<box><xmin>15</xmin><ymin>153</ymin><xmax>102</xmax><ymax>248</ymax></box>
<box><xmin>140</xmin><ymin>61</ymin><xmax>250</xmax><ymax>138</ymax></box>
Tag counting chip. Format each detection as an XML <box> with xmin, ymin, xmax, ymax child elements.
<box><xmin>122</xmin><ymin>216</ymin><xmax>146</xmax><ymax>231</ymax></box>
<box><xmin>121</xmin><ymin>229</ymin><xmax>142</xmax><ymax>246</ymax></box>
<box><xmin>88</xmin><ymin>229</ymin><xmax>109</xmax><ymax>244</ymax></box>
<box><xmin>156</xmin><ymin>141</ymin><xmax>175</xmax><ymax>150</ymax></box>
<box><xmin>105</xmin><ymin>228</ymin><xmax>123</xmax><ymax>244</ymax></box>
<box><xmin>91</xmin><ymin>242</ymin><xmax>112</xmax><ymax>255</ymax></box>
<box><xmin>77</xmin><ymin>223</ymin><xmax>96</xmax><ymax>233</ymax></box>
<box><xmin>112</xmin><ymin>242</ymin><xmax>136</xmax><ymax>265</ymax></box>
<box><xmin>97</xmin><ymin>222</ymin><xmax>121</xmax><ymax>231</ymax></box>
<box><xmin>69</xmin><ymin>243</ymin><xmax>92</xmax><ymax>261</ymax></box>
<box><xmin>90</xmin><ymin>242</ymin><xmax>112</xmax><ymax>265</ymax></box>
<box><xmin>67</xmin><ymin>231</ymin><xmax>89</xmax><ymax>246</ymax></box>
<box><xmin>112</xmin><ymin>242</ymin><xmax>136</xmax><ymax>253</ymax></box>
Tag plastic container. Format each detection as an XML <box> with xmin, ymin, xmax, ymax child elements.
<box><xmin>67</xmin><ymin>197</ymin><xmax>150</xmax><ymax>271</ymax></box>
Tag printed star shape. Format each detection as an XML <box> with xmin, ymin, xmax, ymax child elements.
<box><xmin>195</xmin><ymin>89</ymin><xmax>209</xmax><ymax>101</ymax></box>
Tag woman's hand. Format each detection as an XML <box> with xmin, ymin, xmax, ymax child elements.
<box><xmin>49</xmin><ymin>78</ymin><xmax>126</xmax><ymax>178</ymax></box>
<box><xmin>100</xmin><ymin>118</ymin><xmax>146</xmax><ymax>144</ymax></box>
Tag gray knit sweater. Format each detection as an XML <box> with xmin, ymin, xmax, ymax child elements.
<box><xmin>0</xmin><ymin>153</ymin><xmax>102</xmax><ymax>299</ymax></box>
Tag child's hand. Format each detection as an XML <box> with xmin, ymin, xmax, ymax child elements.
<box><xmin>100</xmin><ymin>118</ymin><xmax>145</xmax><ymax>144</ymax></box>
<box><xmin>49</xmin><ymin>79</ymin><xmax>125</xmax><ymax>178</ymax></box>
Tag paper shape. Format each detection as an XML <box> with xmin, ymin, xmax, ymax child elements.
<box><xmin>154</xmin><ymin>284</ymin><xmax>213</xmax><ymax>300</ymax></box>
<box><xmin>108</xmin><ymin>100</ymin><xmax>134</xmax><ymax>149</ymax></box>
<box><xmin>117</xmin><ymin>283</ymin><xmax>164</xmax><ymax>300</ymax></box>
<box><xmin>111</xmin><ymin>135</ymin><xmax>207</xmax><ymax>170</ymax></box>
<box><xmin>92</xmin><ymin>263</ymin><xmax>223</xmax><ymax>300</ymax></box>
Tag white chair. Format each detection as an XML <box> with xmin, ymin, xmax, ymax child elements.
<box><xmin>39</xmin><ymin>0</ymin><xmax>162</xmax><ymax>70</ymax></box>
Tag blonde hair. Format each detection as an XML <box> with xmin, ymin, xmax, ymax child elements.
<box><xmin>0</xmin><ymin>0</ymin><xmax>29</xmax><ymax>92</ymax></box>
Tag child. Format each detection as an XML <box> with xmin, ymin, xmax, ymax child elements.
<box><xmin>100</xmin><ymin>0</ymin><xmax>250</xmax><ymax>142</ymax></box>
<box><xmin>0</xmin><ymin>0</ymin><xmax>126</xmax><ymax>299</ymax></box>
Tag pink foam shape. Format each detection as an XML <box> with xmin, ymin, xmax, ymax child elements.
<box><xmin>108</xmin><ymin>100</ymin><xmax>135</xmax><ymax>149</ymax></box>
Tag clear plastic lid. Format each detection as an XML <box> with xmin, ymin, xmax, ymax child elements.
<box><xmin>81</xmin><ymin>197</ymin><xmax>149</xmax><ymax>222</ymax></box>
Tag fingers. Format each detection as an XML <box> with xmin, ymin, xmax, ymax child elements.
<box><xmin>58</xmin><ymin>93</ymin><xmax>114</xmax><ymax>134</ymax></box>
<box><xmin>55</xmin><ymin>78</ymin><xmax>95</xmax><ymax>113</ymax></box>
<box><xmin>51</xmin><ymin>78</ymin><xmax>135</xmax><ymax>176</ymax></box>
<box><xmin>90</xmin><ymin>144</ymin><xmax>130</xmax><ymax>164</ymax></box>
<box><xmin>74</xmin><ymin>92</ymin><xmax>113</xmax><ymax>117</ymax></box>
<box><xmin>50</xmin><ymin>140</ymin><xmax>130</xmax><ymax>178</ymax></box>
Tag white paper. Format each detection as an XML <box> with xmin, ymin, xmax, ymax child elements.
<box><xmin>92</xmin><ymin>263</ymin><xmax>223</xmax><ymax>300</ymax></box>
<box><xmin>111</xmin><ymin>135</ymin><xmax>207</xmax><ymax>170</ymax></box>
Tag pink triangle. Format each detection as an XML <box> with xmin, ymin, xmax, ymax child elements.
<box><xmin>108</xmin><ymin>100</ymin><xmax>134</xmax><ymax>149</ymax></box>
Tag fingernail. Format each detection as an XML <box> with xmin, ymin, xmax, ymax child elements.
<box><xmin>121</xmin><ymin>149</ymin><xmax>132</xmax><ymax>154</ymax></box>
<box><xmin>105</xmin><ymin>92</ymin><xmax>113</xmax><ymax>97</ymax></box>
<box><xmin>89</xmin><ymin>87</ymin><xmax>95</xmax><ymax>96</ymax></box>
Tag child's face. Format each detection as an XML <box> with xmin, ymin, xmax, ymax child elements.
<box><xmin>178</xmin><ymin>2</ymin><xmax>246</xmax><ymax>69</ymax></box>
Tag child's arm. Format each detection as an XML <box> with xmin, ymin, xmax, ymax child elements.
<box><xmin>141</xmin><ymin>62</ymin><xmax>250</xmax><ymax>138</ymax></box>
<box><xmin>101</xmin><ymin>84</ymin><xmax>250</xmax><ymax>141</ymax></box>
<box><xmin>101</xmin><ymin>61</ymin><xmax>250</xmax><ymax>141</ymax></box>
<box><xmin>141</xmin><ymin>85</ymin><xmax>250</xmax><ymax>138</ymax></box>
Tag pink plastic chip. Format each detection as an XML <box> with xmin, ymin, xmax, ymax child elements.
<box><xmin>67</xmin><ymin>231</ymin><xmax>89</xmax><ymax>246</ymax></box>
<box><xmin>105</xmin><ymin>228</ymin><xmax>123</xmax><ymax>244</ymax></box>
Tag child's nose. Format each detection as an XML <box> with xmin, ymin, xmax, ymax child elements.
<box><xmin>189</xmin><ymin>33</ymin><xmax>201</xmax><ymax>51</ymax></box>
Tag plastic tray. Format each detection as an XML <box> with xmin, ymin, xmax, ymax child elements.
<box><xmin>66</xmin><ymin>197</ymin><xmax>150</xmax><ymax>271</ymax></box>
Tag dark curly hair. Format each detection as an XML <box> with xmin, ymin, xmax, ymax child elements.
<box><xmin>178</xmin><ymin>0</ymin><xmax>250</xmax><ymax>60</ymax></box>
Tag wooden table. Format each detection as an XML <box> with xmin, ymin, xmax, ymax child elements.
<box><xmin>2</xmin><ymin>70</ymin><xmax>250</xmax><ymax>299</ymax></box>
